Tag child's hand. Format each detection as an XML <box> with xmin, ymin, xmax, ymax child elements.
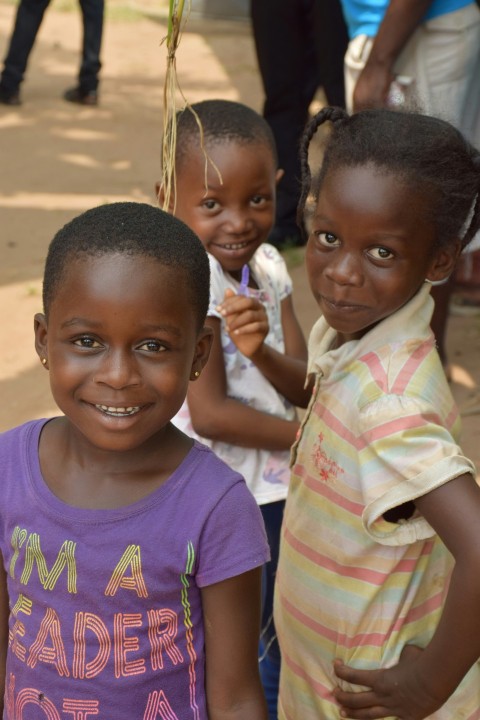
<box><xmin>333</xmin><ymin>645</ymin><xmax>445</xmax><ymax>719</ymax></box>
<box><xmin>216</xmin><ymin>288</ymin><xmax>269</xmax><ymax>359</ymax></box>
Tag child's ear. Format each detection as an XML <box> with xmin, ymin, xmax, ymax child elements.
<box><xmin>426</xmin><ymin>240</ymin><xmax>462</xmax><ymax>283</ymax></box>
<box><xmin>275</xmin><ymin>168</ymin><xmax>285</xmax><ymax>186</ymax></box>
<box><xmin>34</xmin><ymin>313</ymin><xmax>49</xmax><ymax>366</ymax></box>
<box><xmin>190</xmin><ymin>326</ymin><xmax>214</xmax><ymax>381</ymax></box>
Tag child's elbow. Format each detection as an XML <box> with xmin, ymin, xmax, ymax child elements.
<box><xmin>296</xmin><ymin>388</ymin><xmax>312</xmax><ymax>409</ymax></box>
<box><xmin>190</xmin><ymin>411</ymin><xmax>225</xmax><ymax>441</ymax></box>
<box><xmin>297</xmin><ymin>378</ymin><xmax>315</xmax><ymax>409</ymax></box>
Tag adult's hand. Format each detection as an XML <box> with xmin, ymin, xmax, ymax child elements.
<box><xmin>352</xmin><ymin>61</ymin><xmax>393</xmax><ymax>111</ymax></box>
<box><xmin>352</xmin><ymin>0</ymin><xmax>433</xmax><ymax>112</ymax></box>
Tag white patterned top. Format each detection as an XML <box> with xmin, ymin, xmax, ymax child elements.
<box><xmin>173</xmin><ymin>243</ymin><xmax>297</xmax><ymax>505</ymax></box>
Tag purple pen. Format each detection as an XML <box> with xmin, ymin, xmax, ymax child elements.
<box><xmin>239</xmin><ymin>264</ymin><xmax>250</xmax><ymax>296</ymax></box>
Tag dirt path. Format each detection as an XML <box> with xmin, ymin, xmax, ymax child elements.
<box><xmin>0</xmin><ymin>0</ymin><xmax>478</xmax><ymax>475</ymax></box>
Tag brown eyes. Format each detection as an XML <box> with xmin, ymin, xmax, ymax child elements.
<box><xmin>368</xmin><ymin>247</ymin><xmax>394</xmax><ymax>260</ymax></box>
<box><xmin>313</xmin><ymin>231</ymin><xmax>340</xmax><ymax>247</ymax></box>
<box><xmin>73</xmin><ymin>336</ymin><xmax>101</xmax><ymax>348</ymax></box>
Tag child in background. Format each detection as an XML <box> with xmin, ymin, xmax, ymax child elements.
<box><xmin>158</xmin><ymin>99</ymin><xmax>311</xmax><ymax>719</ymax></box>
<box><xmin>0</xmin><ymin>202</ymin><xmax>270</xmax><ymax>720</ymax></box>
<box><xmin>274</xmin><ymin>107</ymin><xmax>480</xmax><ymax>719</ymax></box>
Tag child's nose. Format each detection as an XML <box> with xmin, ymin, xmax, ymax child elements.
<box><xmin>94</xmin><ymin>349</ymin><xmax>140</xmax><ymax>389</ymax></box>
<box><xmin>224</xmin><ymin>208</ymin><xmax>251</xmax><ymax>234</ymax></box>
<box><xmin>326</xmin><ymin>251</ymin><xmax>363</xmax><ymax>286</ymax></box>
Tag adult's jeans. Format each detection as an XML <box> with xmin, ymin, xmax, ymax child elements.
<box><xmin>251</xmin><ymin>0</ymin><xmax>348</xmax><ymax>243</ymax></box>
<box><xmin>1</xmin><ymin>0</ymin><xmax>104</xmax><ymax>94</ymax></box>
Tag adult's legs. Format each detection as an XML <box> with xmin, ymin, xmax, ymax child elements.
<box><xmin>313</xmin><ymin>0</ymin><xmax>349</xmax><ymax>108</ymax></box>
<box><xmin>259</xmin><ymin>500</ymin><xmax>285</xmax><ymax>720</ymax></box>
<box><xmin>251</xmin><ymin>0</ymin><xmax>319</xmax><ymax>247</ymax></box>
<box><xmin>0</xmin><ymin>0</ymin><xmax>51</xmax><ymax>95</ymax></box>
<box><xmin>77</xmin><ymin>0</ymin><xmax>104</xmax><ymax>92</ymax></box>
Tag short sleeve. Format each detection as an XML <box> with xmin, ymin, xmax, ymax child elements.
<box><xmin>195</xmin><ymin>479</ymin><xmax>270</xmax><ymax>587</ymax></box>
<box><xmin>357</xmin><ymin>394</ymin><xmax>476</xmax><ymax>545</ymax></box>
<box><xmin>206</xmin><ymin>246</ymin><xmax>293</xmax><ymax>320</ymax></box>
<box><xmin>258</xmin><ymin>244</ymin><xmax>293</xmax><ymax>302</ymax></box>
<box><xmin>207</xmin><ymin>255</ymin><xmax>227</xmax><ymax>320</ymax></box>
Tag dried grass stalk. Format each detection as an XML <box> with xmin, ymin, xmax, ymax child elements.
<box><xmin>160</xmin><ymin>0</ymin><xmax>221</xmax><ymax>212</ymax></box>
<box><xmin>160</xmin><ymin>0</ymin><xmax>188</xmax><ymax>212</ymax></box>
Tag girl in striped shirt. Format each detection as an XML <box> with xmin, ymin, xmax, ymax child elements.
<box><xmin>275</xmin><ymin>106</ymin><xmax>480</xmax><ymax>719</ymax></box>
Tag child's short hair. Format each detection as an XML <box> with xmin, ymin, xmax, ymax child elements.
<box><xmin>42</xmin><ymin>202</ymin><xmax>210</xmax><ymax>327</ymax></box>
<box><xmin>299</xmin><ymin>107</ymin><xmax>480</xmax><ymax>250</ymax></box>
<box><xmin>174</xmin><ymin>99</ymin><xmax>278</xmax><ymax>168</ymax></box>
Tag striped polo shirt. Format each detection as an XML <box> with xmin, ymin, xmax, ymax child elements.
<box><xmin>274</xmin><ymin>283</ymin><xmax>479</xmax><ymax>719</ymax></box>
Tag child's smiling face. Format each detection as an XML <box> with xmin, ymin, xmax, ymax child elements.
<box><xmin>35</xmin><ymin>253</ymin><xmax>212</xmax><ymax>454</ymax></box>
<box><xmin>306</xmin><ymin>163</ymin><xmax>458</xmax><ymax>342</ymax></box>
<box><xmin>172</xmin><ymin>139</ymin><xmax>281</xmax><ymax>279</ymax></box>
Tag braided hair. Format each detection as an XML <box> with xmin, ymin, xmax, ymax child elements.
<box><xmin>297</xmin><ymin>106</ymin><xmax>480</xmax><ymax>251</ymax></box>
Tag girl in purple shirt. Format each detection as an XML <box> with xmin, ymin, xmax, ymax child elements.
<box><xmin>0</xmin><ymin>202</ymin><xmax>270</xmax><ymax>720</ymax></box>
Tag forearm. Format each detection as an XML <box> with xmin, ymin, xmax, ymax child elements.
<box><xmin>0</xmin><ymin>663</ymin><xmax>4</xmax><ymax>716</ymax></box>
<box><xmin>353</xmin><ymin>0</ymin><xmax>434</xmax><ymax>110</ymax></box>
<box><xmin>335</xmin><ymin>475</ymin><xmax>480</xmax><ymax>717</ymax></box>
<box><xmin>204</xmin><ymin>570</ymin><xmax>268</xmax><ymax>720</ymax></box>
<box><xmin>365</xmin><ymin>0</ymin><xmax>432</xmax><ymax>70</ymax></box>
<box><xmin>208</xmin><ymin>692</ymin><xmax>268</xmax><ymax>720</ymax></box>
<box><xmin>414</xmin><ymin>558</ymin><xmax>480</xmax><ymax>704</ymax></box>
<box><xmin>410</xmin><ymin>475</ymin><xmax>480</xmax><ymax>703</ymax></box>
<box><xmin>189</xmin><ymin>395</ymin><xmax>299</xmax><ymax>451</ymax></box>
<box><xmin>250</xmin><ymin>343</ymin><xmax>310</xmax><ymax>408</ymax></box>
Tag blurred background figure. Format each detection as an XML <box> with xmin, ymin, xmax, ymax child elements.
<box><xmin>0</xmin><ymin>0</ymin><xmax>104</xmax><ymax>106</ymax></box>
<box><xmin>250</xmin><ymin>0</ymin><xmax>348</xmax><ymax>250</ymax></box>
<box><xmin>339</xmin><ymin>0</ymin><xmax>480</xmax><ymax>122</ymax></box>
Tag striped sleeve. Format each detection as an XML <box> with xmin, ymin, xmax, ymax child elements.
<box><xmin>358</xmin><ymin>393</ymin><xmax>476</xmax><ymax>545</ymax></box>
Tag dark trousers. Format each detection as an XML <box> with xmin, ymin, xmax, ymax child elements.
<box><xmin>259</xmin><ymin>500</ymin><xmax>285</xmax><ymax>720</ymax></box>
<box><xmin>251</xmin><ymin>0</ymin><xmax>348</xmax><ymax>243</ymax></box>
<box><xmin>0</xmin><ymin>0</ymin><xmax>104</xmax><ymax>93</ymax></box>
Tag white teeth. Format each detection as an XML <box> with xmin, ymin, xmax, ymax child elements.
<box><xmin>95</xmin><ymin>405</ymin><xmax>140</xmax><ymax>416</ymax></box>
<box><xmin>224</xmin><ymin>242</ymin><xmax>248</xmax><ymax>250</ymax></box>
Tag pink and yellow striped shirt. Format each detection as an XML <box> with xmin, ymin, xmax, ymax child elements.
<box><xmin>275</xmin><ymin>284</ymin><xmax>479</xmax><ymax>719</ymax></box>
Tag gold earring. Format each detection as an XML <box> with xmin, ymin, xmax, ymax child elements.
<box><xmin>41</xmin><ymin>357</ymin><xmax>47</xmax><ymax>366</ymax></box>
<box><xmin>194</xmin><ymin>370</ymin><xmax>200</xmax><ymax>378</ymax></box>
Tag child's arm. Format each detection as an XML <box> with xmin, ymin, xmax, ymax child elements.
<box><xmin>202</xmin><ymin>567</ymin><xmax>268</xmax><ymax>720</ymax></box>
<box><xmin>0</xmin><ymin>554</ymin><xmax>8</xmax><ymax>715</ymax></box>
<box><xmin>187</xmin><ymin>316</ymin><xmax>300</xmax><ymax>450</ymax></box>
<box><xmin>333</xmin><ymin>472</ymin><xmax>480</xmax><ymax>719</ymax></box>
<box><xmin>218</xmin><ymin>290</ymin><xmax>312</xmax><ymax>408</ymax></box>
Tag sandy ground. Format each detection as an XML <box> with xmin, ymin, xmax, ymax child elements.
<box><xmin>0</xmin><ymin>0</ymin><xmax>478</xmax><ymax>475</ymax></box>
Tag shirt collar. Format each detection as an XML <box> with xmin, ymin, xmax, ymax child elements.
<box><xmin>307</xmin><ymin>283</ymin><xmax>435</xmax><ymax>378</ymax></box>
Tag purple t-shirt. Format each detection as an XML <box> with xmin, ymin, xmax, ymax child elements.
<box><xmin>0</xmin><ymin>420</ymin><xmax>269</xmax><ymax>719</ymax></box>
